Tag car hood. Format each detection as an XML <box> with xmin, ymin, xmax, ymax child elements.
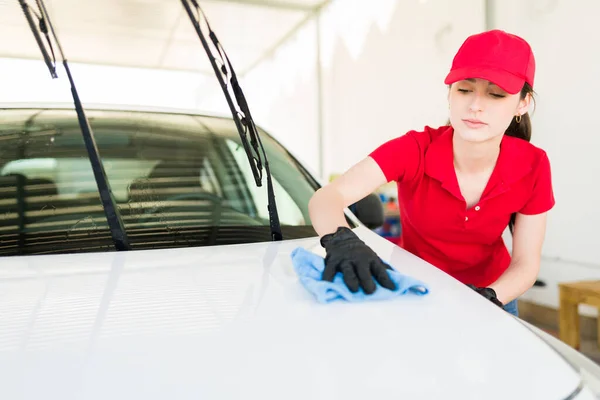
<box><xmin>0</xmin><ymin>227</ymin><xmax>585</xmax><ymax>399</ymax></box>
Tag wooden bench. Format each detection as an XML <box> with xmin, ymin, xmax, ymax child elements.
<box><xmin>559</xmin><ymin>280</ymin><xmax>600</xmax><ymax>350</ymax></box>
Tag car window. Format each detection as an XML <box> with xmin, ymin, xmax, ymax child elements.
<box><xmin>225</xmin><ymin>139</ymin><xmax>305</xmax><ymax>226</ymax></box>
<box><xmin>0</xmin><ymin>108</ymin><xmax>328</xmax><ymax>256</ymax></box>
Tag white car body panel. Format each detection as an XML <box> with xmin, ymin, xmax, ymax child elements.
<box><xmin>0</xmin><ymin>226</ymin><xmax>590</xmax><ymax>399</ymax></box>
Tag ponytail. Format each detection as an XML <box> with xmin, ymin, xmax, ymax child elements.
<box><xmin>506</xmin><ymin>83</ymin><xmax>535</xmax><ymax>235</ymax></box>
<box><xmin>504</xmin><ymin>82</ymin><xmax>534</xmax><ymax>143</ymax></box>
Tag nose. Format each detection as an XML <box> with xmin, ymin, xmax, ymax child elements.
<box><xmin>468</xmin><ymin>92</ymin><xmax>484</xmax><ymax>113</ymax></box>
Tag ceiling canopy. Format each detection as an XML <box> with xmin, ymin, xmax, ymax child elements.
<box><xmin>0</xmin><ymin>0</ymin><xmax>328</xmax><ymax>75</ymax></box>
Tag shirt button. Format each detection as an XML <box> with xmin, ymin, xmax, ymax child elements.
<box><xmin>465</xmin><ymin>216</ymin><xmax>469</xmax><ymax>221</ymax></box>
<box><xmin>475</xmin><ymin>206</ymin><xmax>480</xmax><ymax>211</ymax></box>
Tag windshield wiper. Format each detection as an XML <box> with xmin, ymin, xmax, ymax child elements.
<box><xmin>18</xmin><ymin>0</ymin><xmax>131</xmax><ymax>251</ymax></box>
<box><xmin>180</xmin><ymin>0</ymin><xmax>282</xmax><ymax>241</ymax></box>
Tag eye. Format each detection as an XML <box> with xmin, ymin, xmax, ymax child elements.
<box><xmin>490</xmin><ymin>93</ymin><xmax>506</xmax><ymax>98</ymax></box>
<box><xmin>457</xmin><ymin>88</ymin><xmax>471</xmax><ymax>93</ymax></box>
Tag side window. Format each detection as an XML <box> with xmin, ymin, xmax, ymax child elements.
<box><xmin>225</xmin><ymin>139</ymin><xmax>305</xmax><ymax>226</ymax></box>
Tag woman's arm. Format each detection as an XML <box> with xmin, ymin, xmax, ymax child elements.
<box><xmin>309</xmin><ymin>157</ymin><xmax>396</xmax><ymax>294</ymax></box>
<box><xmin>308</xmin><ymin>156</ymin><xmax>388</xmax><ymax>237</ymax></box>
<box><xmin>489</xmin><ymin>212</ymin><xmax>549</xmax><ymax>304</ymax></box>
<box><xmin>309</xmin><ymin>130</ymin><xmax>427</xmax><ymax>237</ymax></box>
<box><xmin>308</xmin><ymin>131</ymin><xmax>426</xmax><ymax>294</ymax></box>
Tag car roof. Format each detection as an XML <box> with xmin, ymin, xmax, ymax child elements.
<box><xmin>0</xmin><ymin>102</ymin><xmax>235</xmax><ymax>121</ymax></box>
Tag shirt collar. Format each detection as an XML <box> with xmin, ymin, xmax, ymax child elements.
<box><xmin>424</xmin><ymin>126</ymin><xmax>533</xmax><ymax>201</ymax></box>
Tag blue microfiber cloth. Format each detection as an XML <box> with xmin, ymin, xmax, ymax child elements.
<box><xmin>290</xmin><ymin>247</ymin><xmax>430</xmax><ymax>304</ymax></box>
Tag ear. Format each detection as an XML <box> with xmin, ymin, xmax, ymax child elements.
<box><xmin>516</xmin><ymin>93</ymin><xmax>532</xmax><ymax>117</ymax></box>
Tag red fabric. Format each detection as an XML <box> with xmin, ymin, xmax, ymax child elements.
<box><xmin>369</xmin><ymin>125</ymin><xmax>555</xmax><ymax>287</ymax></box>
<box><xmin>444</xmin><ymin>29</ymin><xmax>535</xmax><ymax>94</ymax></box>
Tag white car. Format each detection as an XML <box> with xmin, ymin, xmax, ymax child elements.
<box><xmin>1</xmin><ymin>104</ymin><xmax>600</xmax><ymax>400</ymax></box>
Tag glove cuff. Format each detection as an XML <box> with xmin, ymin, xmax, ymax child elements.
<box><xmin>479</xmin><ymin>287</ymin><xmax>503</xmax><ymax>307</ymax></box>
<box><xmin>468</xmin><ymin>284</ymin><xmax>504</xmax><ymax>307</ymax></box>
<box><xmin>320</xmin><ymin>226</ymin><xmax>356</xmax><ymax>248</ymax></box>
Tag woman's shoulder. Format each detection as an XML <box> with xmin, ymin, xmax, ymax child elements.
<box><xmin>368</xmin><ymin>125</ymin><xmax>452</xmax><ymax>183</ymax></box>
<box><xmin>503</xmin><ymin>135</ymin><xmax>551</xmax><ymax>167</ymax></box>
<box><xmin>503</xmin><ymin>137</ymin><xmax>555</xmax><ymax>214</ymax></box>
<box><xmin>370</xmin><ymin>125</ymin><xmax>453</xmax><ymax>160</ymax></box>
<box><xmin>391</xmin><ymin>124</ymin><xmax>452</xmax><ymax>149</ymax></box>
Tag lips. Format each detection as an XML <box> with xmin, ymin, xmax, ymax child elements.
<box><xmin>462</xmin><ymin>119</ymin><xmax>487</xmax><ymax>128</ymax></box>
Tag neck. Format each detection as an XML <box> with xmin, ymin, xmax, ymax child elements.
<box><xmin>452</xmin><ymin>132</ymin><xmax>501</xmax><ymax>174</ymax></box>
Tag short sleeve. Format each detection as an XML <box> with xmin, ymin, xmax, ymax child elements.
<box><xmin>519</xmin><ymin>151</ymin><xmax>556</xmax><ymax>215</ymax></box>
<box><xmin>368</xmin><ymin>130</ymin><xmax>429</xmax><ymax>183</ymax></box>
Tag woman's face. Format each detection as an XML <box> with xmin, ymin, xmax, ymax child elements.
<box><xmin>448</xmin><ymin>78</ymin><xmax>530</xmax><ymax>144</ymax></box>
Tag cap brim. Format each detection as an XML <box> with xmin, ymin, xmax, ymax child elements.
<box><xmin>444</xmin><ymin>67</ymin><xmax>525</xmax><ymax>94</ymax></box>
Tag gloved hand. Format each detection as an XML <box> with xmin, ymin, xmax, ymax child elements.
<box><xmin>320</xmin><ymin>226</ymin><xmax>397</xmax><ymax>294</ymax></box>
<box><xmin>467</xmin><ymin>284</ymin><xmax>503</xmax><ymax>307</ymax></box>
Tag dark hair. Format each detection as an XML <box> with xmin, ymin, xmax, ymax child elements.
<box><xmin>506</xmin><ymin>83</ymin><xmax>535</xmax><ymax>234</ymax></box>
<box><xmin>446</xmin><ymin>82</ymin><xmax>536</xmax><ymax>234</ymax></box>
<box><xmin>504</xmin><ymin>83</ymin><xmax>535</xmax><ymax>143</ymax></box>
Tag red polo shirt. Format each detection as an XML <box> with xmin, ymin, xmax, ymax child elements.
<box><xmin>369</xmin><ymin>125</ymin><xmax>555</xmax><ymax>287</ymax></box>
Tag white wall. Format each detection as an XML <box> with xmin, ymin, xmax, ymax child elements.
<box><xmin>242</xmin><ymin>18</ymin><xmax>321</xmax><ymax>176</ymax></box>
<box><xmin>493</xmin><ymin>0</ymin><xmax>600</xmax><ymax>313</ymax></box>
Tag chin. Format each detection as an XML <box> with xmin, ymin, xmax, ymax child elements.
<box><xmin>455</xmin><ymin>127</ymin><xmax>494</xmax><ymax>143</ymax></box>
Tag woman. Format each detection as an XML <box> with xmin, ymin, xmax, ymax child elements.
<box><xmin>308</xmin><ymin>29</ymin><xmax>555</xmax><ymax>316</ymax></box>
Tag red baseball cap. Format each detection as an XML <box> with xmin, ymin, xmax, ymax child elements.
<box><xmin>444</xmin><ymin>29</ymin><xmax>535</xmax><ymax>94</ymax></box>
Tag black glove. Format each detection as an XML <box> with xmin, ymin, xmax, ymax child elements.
<box><xmin>467</xmin><ymin>284</ymin><xmax>503</xmax><ymax>307</ymax></box>
<box><xmin>320</xmin><ymin>227</ymin><xmax>396</xmax><ymax>294</ymax></box>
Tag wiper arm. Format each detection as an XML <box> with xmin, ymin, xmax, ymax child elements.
<box><xmin>18</xmin><ymin>0</ymin><xmax>131</xmax><ymax>251</ymax></box>
<box><xmin>180</xmin><ymin>0</ymin><xmax>283</xmax><ymax>241</ymax></box>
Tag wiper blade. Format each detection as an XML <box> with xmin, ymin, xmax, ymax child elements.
<box><xmin>18</xmin><ymin>0</ymin><xmax>131</xmax><ymax>251</ymax></box>
<box><xmin>180</xmin><ymin>0</ymin><xmax>283</xmax><ymax>241</ymax></box>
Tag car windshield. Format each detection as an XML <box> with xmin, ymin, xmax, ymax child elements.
<box><xmin>0</xmin><ymin>107</ymin><xmax>330</xmax><ymax>256</ymax></box>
